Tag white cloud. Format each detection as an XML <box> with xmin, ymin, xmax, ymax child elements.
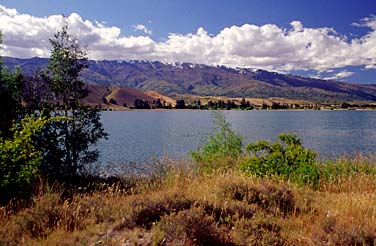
<box><xmin>352</xmin><ymin>15</ymin><xmax>376</xmax><ymax>29</ymax></box>
<box><xmin>133</xmin><ymin>24</ymin><xmax>152</xmax><ymax>35</ymax></box>
<box><xmin>1</xmin><ymin>4</ymin><xmax>376</xmax><ymax>74</ymax></box>
<box><xmin>324</xmin><ymin>70</ymin><xmax>354</xmax><ymax>80</ymax></box>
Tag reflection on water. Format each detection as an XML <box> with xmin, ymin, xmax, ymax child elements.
<box><xmin>97</xmin><ymin>110</ymin><xmax>376</xmax><ymax>165</ymax></box>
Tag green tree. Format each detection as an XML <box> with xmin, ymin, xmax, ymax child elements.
<box><xmin>0</xmin><ymin>31</ymin><xmax>24</xmax><ymax>138</ymax></box>
<box><xmin>191</xmin><ymin>112</ymin><xmax>242</xmax><ymax>171</ymax></box>
<box><xmin>40</xmin><ymin>25</ymin><xmax>107</xmax><ymax>179</ymax></box>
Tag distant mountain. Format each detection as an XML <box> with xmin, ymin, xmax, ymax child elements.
<box><xmin>3</xmin><ymin>57</ymin><xmax>376</xmax><ymax>102</ymax></box>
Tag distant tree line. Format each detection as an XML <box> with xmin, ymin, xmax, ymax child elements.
<box><xmin>131</xmin><ymin>98</ymin><xmax>254</xmax><ymax>110</ymax></box>
<box><xmin>133</xmin><ymin>98</ymin><xmax>173</xmax><ymax>109</ymax></box>
<box><xmin>125</xmin><ymin>97</ymin><xmax>376</xmax><ymax>111</ymax></box>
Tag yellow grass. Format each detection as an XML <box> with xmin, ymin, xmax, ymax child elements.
<box><xmin>1</xmin><ymin>157</ymin><xmax>376</xmax><ymax>245</ymax></box>
<box><xmin>145</xmin><ymin>90</ymin><xmax>177</xmax><ymax>106</ymax></box>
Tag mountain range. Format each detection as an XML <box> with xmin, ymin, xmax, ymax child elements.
<box><xmin>3</xmin><ymin>56</ymin><xmax>376</xmax><ymax>103</ymax></box>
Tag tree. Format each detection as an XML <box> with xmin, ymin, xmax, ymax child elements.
<box><xmin>134</xmin><ymin>99</ymin><xmax>150</xmax><ymax>109</ymax></box>
<box><xmin>0</xmin><ymin>31</ymin><xmax>24</xmax><ymax>138</ymax></box>
<box><xmin>175</xmin><ymin>99</ymin><xmax>186</xmax><ymax>109</ymax></box>
<box><xmin>191</xmin><ymin>112</ymin><xmax>242</xmax><ymax>171</ymax></box>
<box><xmin>40</xmin><ymin>25</ymin><xmax>107</xmax><ymax>179</ymax></box>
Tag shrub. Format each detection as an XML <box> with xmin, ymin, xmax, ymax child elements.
<box><xmin>232</xmin><ymin>217</ymin><xmax>287</xmax><ymax>246</ymax></box>
<box><xmin>240</xmin><ymin>134</ymin><xmax>319</xmax><ymax>188</ymax></box>
<box><xmin>114</xmin><ymin>193</ymin><xmax>193</xmax><ymax>230</ymax></box>
<box><xmin>191</xmin><ymin>112</ymin><xmax>242</xmax><ymax>171</ymax></box>
<box><xmin>12</xmin><ymin>192</ymin><xmax>91</xmax><ymax>239</ymax></box>
<box><xmin>220</xmin><ymin>180</ymin><xmax>296</xmax><ymax>215</ymax></box>
<box><xmin>0</xmin><ymin>115</ymin><xmax>49</xmax><ymax>203</ymax></box>
<box><xmin>197</xmin><ymin>200</ymin><xmax>254</xmax><ymax>227</ymax></box>
<box><xmin>153</xmin><ymin>207</ymin><xmax>233</xmax><ymax>246</ymax></box>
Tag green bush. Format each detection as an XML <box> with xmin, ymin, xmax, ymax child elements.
<box><xmin>240</xmin><ymin>134</ymin><xmax>319</xmax><ymax>188</ymax></box>
<box><xmin>190</xmin><ymin>112</ymin><xmax>242</xmax><ymax>171</ymax></box>
<box><xmin>0</xmin><ymin>115</ymin><xmax>49</xmax><ymax>203</ymax></box>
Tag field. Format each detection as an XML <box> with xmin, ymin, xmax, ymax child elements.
<box><xmin>1</xmin><ymin>154</ymin><xmax>376</xmax><ymax>246</ymax></box>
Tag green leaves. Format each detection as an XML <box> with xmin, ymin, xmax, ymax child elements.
<box><xmin>190</xmin><ymin>112</ymin><xmax>242</xmax><ymax>171</ymax></box>
<box><xmin>0</xmin><ymin>61</ymin><xmax>24</xmax><ymax>138</ymax></box>
<box><xmin>0</xmin><ymin>115</ymin><xmax>49</xmax><ymax>202</ymax></box>
<box><xmin>240</xmin><ymin>134</ymin><xmax>319</xmax><ymax>188</ymax></box>
<box><xmin>39</xmin><ymin>24</ymin><xmax>107</xmax><ymax>179</ymax></box>
<box><xmin>190</xmin><ymin>113</ymin><xmax>320</xmax><ymax>187</ymax></box>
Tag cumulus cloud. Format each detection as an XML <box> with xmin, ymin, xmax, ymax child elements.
<box><xmin>133</xmin><ymin>24</ymin><xmax>152</xmax><ymax>35</ymax></box>
<box><xmin>1</xmin><ymin>4</ymin><xmax>376</xmax><ymax>74</ymax></box>
<box><xmin>324</xmin><ymin>70</ymin><xmax>354</xmax><ymax>80</ymax></box>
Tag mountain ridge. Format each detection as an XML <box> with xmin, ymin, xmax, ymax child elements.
<box><xmin>3</xmin><ymin>56</ymin><xmax>376</xmax><ymax>102</ymax></box>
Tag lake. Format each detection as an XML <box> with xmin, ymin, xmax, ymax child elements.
<box><xmin>97</xmin><ymin>110</ymin><xmax>376</xmax><ymax>166</ymax></box>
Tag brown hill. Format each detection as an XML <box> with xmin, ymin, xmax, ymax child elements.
<box><xmin>86</xmin><ymin>84</ymin><xmax>155</xmax><ymax>109</ymax></box>
<box><xmin>145</xmin><ymin>91</ymin><xmax>176</xmax><ymax>106</ymax></box>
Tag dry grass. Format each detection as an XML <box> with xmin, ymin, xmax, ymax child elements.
<box><xmin>1</xmin><ymin>157</ymin><xmax>376</xmax><ymax>245</ymax></box>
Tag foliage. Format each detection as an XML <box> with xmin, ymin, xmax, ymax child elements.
<box><xmin>0</xmin><ymin>115</ymin><xmax>50</xmax><ymax>203</ymax></box>
<box><xmin>240</xmin><ymin>134</ymin><xmax>319</xmax><ymax>187</ymax></box>
<box><xmin>38</xmin><ymin>25</ymin><xmax>107</xmax><ymax>179</ymax></box>
<box><xmin>0</xmin><ymin>31</ymin><xmax>24</xmax><ymax>138</ymax></box>
<box><xmin>190</xmin><ymin>112</ymin><xmax>242</xmax><ymax>171</ymax></box>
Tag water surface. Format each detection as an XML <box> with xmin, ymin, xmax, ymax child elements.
<box><xmin>97</xmin><ymin>110</ymin><xmax>376</xmax><ymax>165</ymax></box>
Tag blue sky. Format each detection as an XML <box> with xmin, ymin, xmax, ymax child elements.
<box><xmin>1</xmin><ymin>0</ymin><xmax>376</xmax><ymax>83</ymax></box>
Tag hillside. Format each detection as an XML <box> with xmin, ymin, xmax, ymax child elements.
<box><xmin>86</xmin><ymin>85</ymin><xmax>174</xmax><ymax>109</ymax></box>
<box><xmin>4</xmin><ymin>57</ymin><xmax>376</xmax><ymax>102</ymax></box>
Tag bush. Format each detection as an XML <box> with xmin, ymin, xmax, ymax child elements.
<box><xmin>114</xmin><ymin>193</ymin><xmax>194</xmax><ymax>230</ymax></box>
<box><xmin>240</xmin><ymin>134</ymin><xmax>319</xmax><ymax>188</ymax></box>
<box><xmin>191</xmin><ymin>112</ymin><xmax>242</xmax><ymax>171</ymax></box>
<box><xmin>220</xmin><ymin>180</ymin><xmax>296</xmax><ymax>215</ymax></box>
<box><xmin>153</xmin><ymin>207</ymin><xmax>233</xmax><ymax>246</ymax></box>
<box><xmin>232</xmin><ymin>217</ymin><xmax>287</xmax><ymax>246</ymax></box>
<box><xmin>0</xmin><ymin>115</ymin><xmax>49</xmax><ymax>203</ymax></box>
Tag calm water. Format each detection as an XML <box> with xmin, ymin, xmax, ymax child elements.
<box><xmin>97</xmin><ymin>110</ymin><xmax>376</xmax><ymax>165</ymax></box>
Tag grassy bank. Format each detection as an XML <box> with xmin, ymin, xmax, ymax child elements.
<box><xmin>2</xmin><ymin>113</ymin><xmax>376</xmax><ymax>245</ymax></box>
<box><xmin>1</xmin><ymin>154</ymin><xmax>376</xmax><ymax>246</ymax></box>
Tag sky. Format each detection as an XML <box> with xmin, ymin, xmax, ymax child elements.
<box><xmin>0</xmin><ymin>0</ymin><xmax>376</xmax><ymax>83</ymax></box>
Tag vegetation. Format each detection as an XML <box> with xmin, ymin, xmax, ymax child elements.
<box><xmin>1</xmin><ymin>154</ymin><xmax>376</xmax><ymax>245</ymax></box>
<box><xmin>38</xmin><ymin>25</ymin><xmax>107</xmax><ymax>180</ymax></box>
<box><xmin>191</xmin><ymin>112</ymin><xmax>243</xmax><ymax>171</ymax></box>
<box><xmin>0</xmin><ymin>25</ymin><xmax>107</xmax><ymax>205</ymax></box>
<box><xmin>2</xmin><ymin>26</ymin><xmax>376</xmax><ymax>246</ymax></box>
<box><xmin>0</xmin><ymin>115</ymin><xmax>49</xmax><ymax>203</ymax></box>
<box><xmin>0</xmin><ymin>32</ymin><xmax>24</xmax><ymax>138</ymax></box>
<box><xmin>240</xmin><ymin>133</ymin><xmax>319</xmax><ymax>188</ymax></box>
